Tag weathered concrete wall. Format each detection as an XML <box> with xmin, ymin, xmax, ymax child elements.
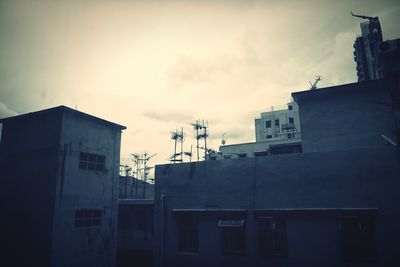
<box><xmin>119</xmin><ymin>176</ymin><xmax>154</xmax><ymax>199</ymax></box>
<box><xmin>154</xmin><ymin>146</ymin><xmax>400</xmax><ymax>267</ymax></box>
<box><xmin>0</xmin><ymin>110</ymin><xmax>62</xmax><ymax>267</ymax></box>
<box><xmin>293</xmin><ymin>79</ymin><xmax>397</xmax><ymax>153</ymax></box>
<box><xmin>50</xmin><ymin>111</ymin><xmax>122</xmax><ymax>267</ymax></box>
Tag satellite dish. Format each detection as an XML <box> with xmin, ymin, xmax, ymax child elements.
<box><xmin>221</xmin><ymin>133</ymin><xmax>226</xmax><ymax>145</ymax></box>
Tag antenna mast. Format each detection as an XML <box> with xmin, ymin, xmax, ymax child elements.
<box><xmin>309</xmin><ymin>76</ymin><xmax>322</xmax><ymax>90</ymax></box>
<box><xmin>191</xmin><ymin>120</ymin><xmax>209</xmax><ymax>161</ymax></box>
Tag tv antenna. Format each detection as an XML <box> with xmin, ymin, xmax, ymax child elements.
<box><xmin>309</xmin><ymin>76</ymin><xmax>322</xmax><ymax>90</ymax></box>
<box><xmin>170</xmin><ymin>128</ymin><xmax>184</xmax><ymax>163</ymax></box>
<box><xmin>351</xmin><ymin>11</ymin><xmax>379</xmax><ymax>22</ymax></box>
<box><xmin>191</xmin><ymin>120</ymin><xmax>208</xmax><ymax>161</ymax></box>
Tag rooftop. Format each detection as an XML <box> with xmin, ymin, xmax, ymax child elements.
<box><xmin>0</xmin><ymin>105</ymin><xmax>126</xmax><ymax>130</ymax></box>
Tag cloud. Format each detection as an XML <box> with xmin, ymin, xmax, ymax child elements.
<box><xmin>0</xmin><ymin>102</ymin><xmax>18</xmax><ymax>119</ymax></box>
<box><xmin>142</xmin><ymin>110</ymin><xmax>195</xmax><ymax>123</ymax></box>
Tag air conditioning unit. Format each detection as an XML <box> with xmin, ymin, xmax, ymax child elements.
<box><xmin>378</xmin><ymin>40</ymin><xmax>398</xmax><ymax>54</ymax></box>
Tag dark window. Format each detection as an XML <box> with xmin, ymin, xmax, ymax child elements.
<box><xmin>270</xmin><ymin>144</ymin><xmax>302</xmax><ymax>155</ymax></box>
<box><xmin>266</xmin><ymin>135</ymin><xmax>272</xmax><ymax>139</ymax></box>
<box><xmin>79</xmin><ymin>152</ymin><xmax>105</xmax><ymax>171</ymax></box>
<box><xmin>287</xmin><ymin>133</ymin><xmax>294</xmax><ymax>139</ymax></box>
<box><xmin>238</xmin><ymin>153</ymin><xmax>247</xmax><ymax>158</ymax></box>
<box><xmin>177</xmin><ymin>215</ymin><xmax>199</xmax><ymax>253</ymax></box>
<box><xmin>75</xmin><ymin>209</ymin><xmax>102</xmax><ymax>227</ymax></box>
<box><xmin>258</xmin><ymin>217</ymin><xmax>288</xmax><ymax>258</ymax></box>
<box><xmin>254</xmin><ymin>151</ymin><xmax>268</xmax><ymax>157</ymax></box>
<box><xmin>275</xmin><ymin>119</ymin><xmax>279</xmax><ymax>126</ymax></box>
<box><xmin>219</xmin><ymin>217</ymin><xmax>246</xmax><ymax>255</ymax></box>
<box><xmin>265</xmin><ymin>120</ymin><xmax>271</xmax><ymax>128</ymax></box>
<box><xmin>340</xmin><ymin>216</ymin><xmax>376</xmax><ymax>263</ymax></box>
<box><xmin>288</xmin><ymin>105</ymin><xmax>293</xmax><ymax>110</ymax></box>
<box><xmin>288</xmin><ymin>117</ymin><xmax>294</xmax><ymax>124</ymax></box>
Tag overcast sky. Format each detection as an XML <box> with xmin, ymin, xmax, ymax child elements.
<box><xmin>1</xmin><ymin>0</ymin><xmax>399</xmax><ymax>171</ymax></box>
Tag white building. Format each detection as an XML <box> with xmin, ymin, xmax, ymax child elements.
<box><xmin>212</xmin><ymin>101</ymin><xmax>302</xmax><ymax>159</ymax></box>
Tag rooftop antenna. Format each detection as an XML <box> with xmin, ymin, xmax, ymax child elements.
<box><xmin>191</xmin><ymin>120</ymin><xmax>208</xmax><ymax>161</ymax></box>
<box><xmin>170</xmin><ymin>128</ymin><xmax>185</xmax><ymax>164</ymax></box>
<box><xmin>351</xmin><ymin>11</ymin><xmax>379</xmax><ymax>22</ymax></box>
<box><xmin>309</xmin><ymin>76</ymin><xmax>322</xmax><ymax>90</ymax></box>
<box><xmin>221</xmin><ymin>133</ymin><xmax>226</xmax><ymax>145</ymax></box>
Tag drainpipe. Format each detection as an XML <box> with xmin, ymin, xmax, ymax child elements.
<box><xmin>160</xmin><ymin>194</ymin><xmax>165</xmax><ymax>267</ymax></box>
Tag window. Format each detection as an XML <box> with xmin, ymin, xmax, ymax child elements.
<box><xmin>265</xmin><ymin>120</ymin><xmax>271</xmax><ymax>128</ymax></box>
<box><xmin>270</xmin><ymin>144</ymin><xmax>302</xmax><ymax>155</ymax></box>
<box><xmin>288</xmin><ymin>105</ymin><xmax>293</xmax><ymax>110</ymax></box>
<box><xmin>340</xmin><ymin>216</ymin><xmax>376</xmax><ymax>263</ymax></box>
<box><xmin>275</xmin><ymin>119</ymin><xmax>280</xmax><ymax>127</ymax></box>
<box><xmin>258</xmin><ymin>216</ymin><xmax>288</xmax><ymax>258</ymax></box>
<box><xmin>75</xmin><ymin>209</ymin><xmax>102</xmax><ymax>227</ymax></box>
<box><xmin>79</xmin><ymin>152</ymin><xmax>105</xmax><ymax>171</ymax></box>
<box><xmin>238</xmin><ymin>153</ymin><xmax>247</xmax><ymax>158</ymax></box>
<box><xmin>219</xmin><ymin>217</ymin><xmax>246</xmax><ymax>255</ymax></box>
<box><xmin>288</xmin><ymin>117</ymin><xmax>294</xmax><ymax>124</ymax></box>
<box><xmin>177</xmin><ymin>215</ymin><xmax>199</xmax><ymax>253</ymax></box>
<box><xmin>266</xmin><ymin>135</ymin><xmax>273</xmax><ymax>139</ymax></box>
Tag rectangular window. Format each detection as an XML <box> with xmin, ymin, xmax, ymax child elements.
<box><xmin>238</xmin><ymin>153</ymin><xmax>247</xmax><ymax>158</ymax></box>
<box><xmin>177</xmin><ymin>215</ymin><xmax>199</xmax><ymax>253</ymax></box>
<box><xmin>265</xmin><ymin>120</ymin><xmax>271</xmax><ymax>128</ymax></box>
<box><xmin>79</xmin><ymin>152</ymin><xmax>105</xmax><ymax>171</ymax></box>
<box><xmin>266</xmin><ymin>135</ymin><xmax>272</xmax><ymax>139</ymax></box>
<box><xmin>75</xmin><ymin>209</ymin><xmax>102</xmax><ymax>227</ymax></box>
<box><xmin>219</xmin><ymin>217</ymin><xmax>246</xmax><ymax>255</ymax></box>
<box><xmin>275</xmin><ymin>119</ymin><xmax>279</xmax><ymax>126</ymax></box>
<box><xmin>288</xmin><ymin>105</ymin><xmax>293</xmax><ymax>110</ymax></box>
<box><xmin>340</xmin><ymin>216</ymin><xmax>376</xmax><ymax>263</ymax></box>
<box><xmin>288</xmin><ymin>117</ymin><xmax>294</xmax><ymax>124</ymax></box>
<box><xmin>258</xmin><ymin>216</ymin><xmax>288</xmax><ymax>258</ymax></box>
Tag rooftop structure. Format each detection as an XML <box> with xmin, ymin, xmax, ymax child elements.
<box><xmin>0</xmin><ymin>105</ymin><xmax>126</xmax><ymax>267</ymax></box>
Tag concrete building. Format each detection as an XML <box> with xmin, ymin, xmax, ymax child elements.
<box><xmin>352</xmin><ymin>14</ymin><xmax>400</xmax><ymax>82</ymax></box>
<box><xmin>353</xmin><ymin>14</ymin><xmax>383</xmax><ymax>81</ymax></box>
<box><xmin>119</xmin><ymin>175</ymin><xmax>154</xmax><ymax>199</ymax></box>
<box><xmin>0</xmin><ymin>106</ymin><xmax>126</xmax><ymax>267</ymax></box>
<box><xmin>153</xmin><ymin>76</ymin><xmax>400</xmax><ymax>267</ymax></box>
<box><xmin>215</xmin><ymin>101</ymin><xmax>302</xmax><ymax>159</ymax></box>
<box><xmin>254</xmin><ymin>101</ymin><xmax>301</xmax><ymax>142</ymax></box>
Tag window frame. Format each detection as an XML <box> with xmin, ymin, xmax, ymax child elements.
<box><xmin>257</xmin><ymin>216</ymin><xmax>288</xmax><ymax>258</ymax></box>
<box><xmin>340</xmin><ymin>216</ymin><xmax>376</xmax><ymax>263</ymax></box>
<box><xmin>219</xmin><ymin>216</ymin><xmax>246</xmax><ymax>256</ymax></box>
<box><xmin>79</xmin><ymin>152</ymin><xmax>106</xmax><ymax>172</ymax></box>
<box><xmin>176</xmin><ymin>214</ymin><xmax>199</xmax><ymax>253</ymax></box>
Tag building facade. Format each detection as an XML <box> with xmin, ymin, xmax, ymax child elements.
<box><xmin>0</xmin><ymin>106</ymin><xmax>125</xmax><ymax>267</ymax></box>
<box><xmin>215</xmin><ymin>101</ymin><xmax>302</xmax><ymax>159</ymax></box>
<box><xmin>153</xmin><ymin>76</ymin><xmax>400</xmax><ymax>267</ymax></box>
<box><xmin>353</xmin><ymin>15</ymin><xmax>383</xmax><ymax>81</ymax></box>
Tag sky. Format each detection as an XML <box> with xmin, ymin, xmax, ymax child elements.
<box><xmin>0</xmin><ymin>0</ymin><xmax>399</xmax><ymax>174</ymax></box>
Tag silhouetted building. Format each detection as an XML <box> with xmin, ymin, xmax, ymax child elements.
<box><xmin>377</xmin><ymin>38</ymin><xmax>400</xmax><ymax>78</ymax></box>
<box><xmin>353</xmin><ymin>14</ymin><xmax>383</xmax><ymax>81</ymax></box>
<box><xmin>353</xmin><ymin>13</ymin><xmax>400</xmax><ymax>82</ymax></box>
<box><xmin>0</xmin><ymin>106</ymin><xmax>126</xmax><ymax>267</ymax></box>
<box><xmin>153</xmin><ymin>76</ymin><xmax>400</xmax><ymax>267</ymax></box>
